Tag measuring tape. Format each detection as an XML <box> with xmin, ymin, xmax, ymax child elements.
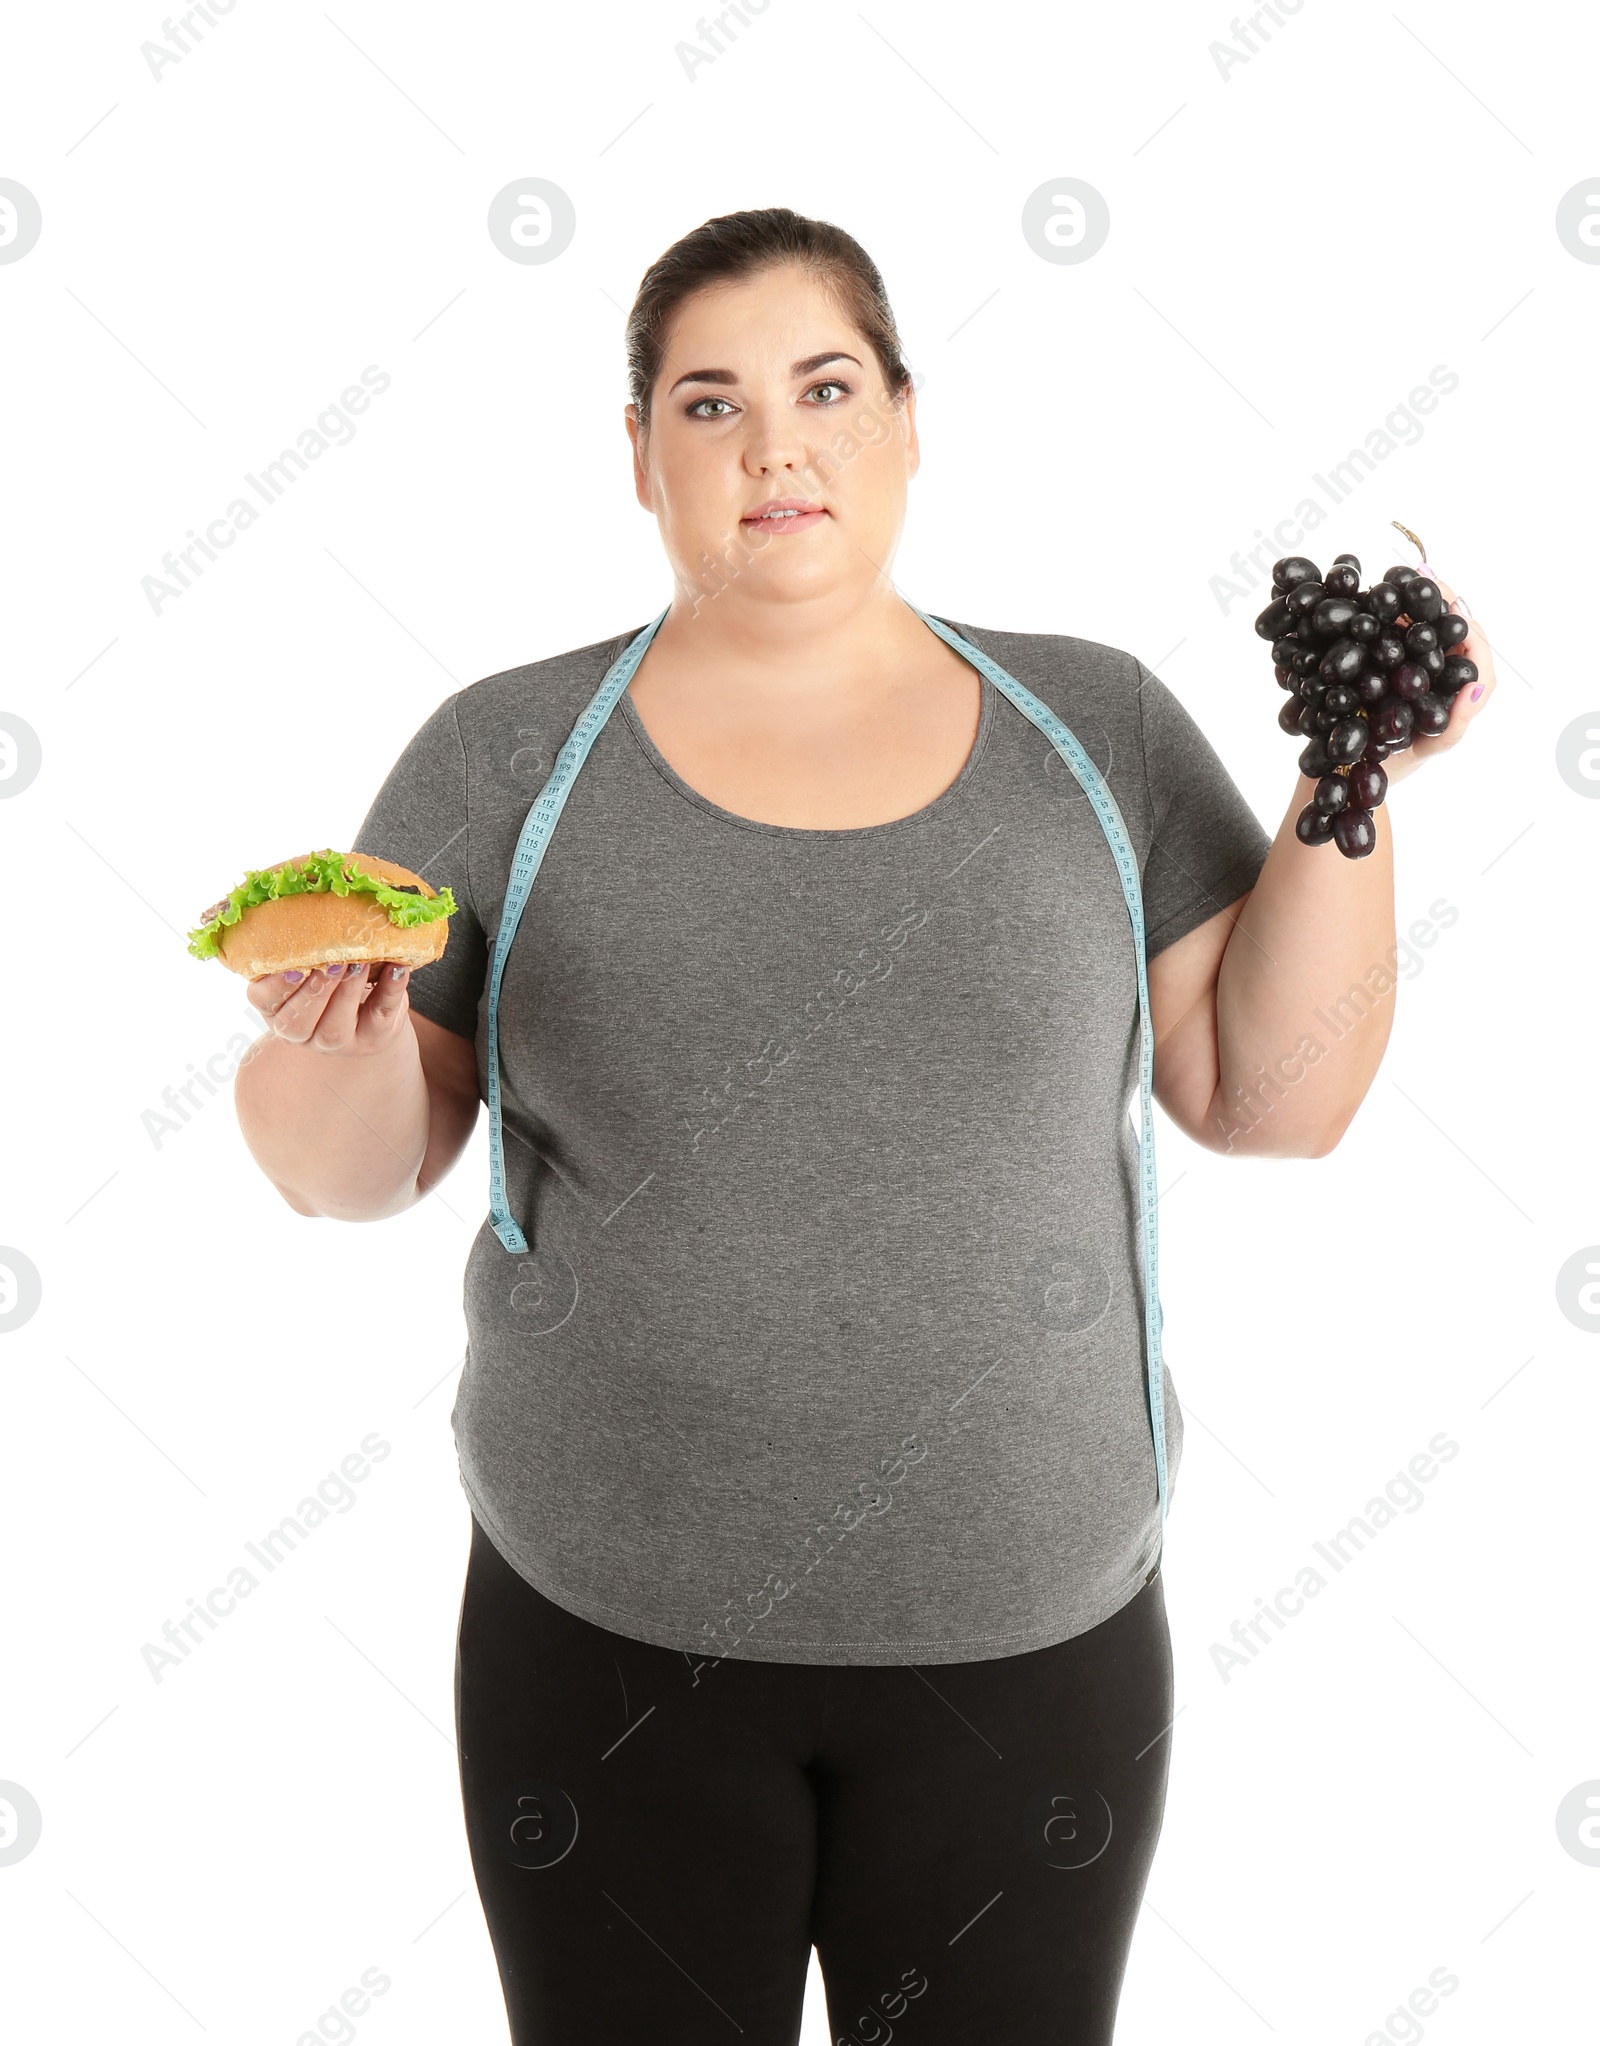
<box><xmin>482</xmin><ymin>603</ymin><xmax>1170</xmax><ymax>1524</ymax></box>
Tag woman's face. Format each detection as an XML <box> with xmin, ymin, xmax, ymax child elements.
<box><xmin>626</xmin><ymin>262</ymin><xmax>919</xmax><ymax>615</ymax></box>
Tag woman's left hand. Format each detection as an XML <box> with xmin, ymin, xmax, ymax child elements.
<box><xmin>1381</xmin><ymin>570</ymin><xmax>1495</xmax><ymax>787</ymax></box>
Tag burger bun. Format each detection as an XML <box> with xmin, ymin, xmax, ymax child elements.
<box><xmin>216</xmin><ymin>853</ymin><xmax>450</xmax><ymax>980</ymax></box>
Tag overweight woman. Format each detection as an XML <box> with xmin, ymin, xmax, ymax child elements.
<box><xmin>232</xmin><ymin>208</ymin><xmax>1494</xmax><ymax>2043</ymax></box>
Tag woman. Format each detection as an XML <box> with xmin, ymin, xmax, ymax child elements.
<box><xmin>232</xmin><ymin>208</ymin><xmax>1493</xmax><ymax>2042</ymax></box>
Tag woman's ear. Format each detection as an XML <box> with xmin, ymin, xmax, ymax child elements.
<box><xmin>624</xmin><ymin>404</ymin><xmax>651</xmax><ymax>511</ymax></box>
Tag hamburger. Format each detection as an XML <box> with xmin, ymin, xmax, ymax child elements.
<box><xmin>187</xmin><ymin>849</ymin><xmax>457</xmax><ymax>979</ymax></box>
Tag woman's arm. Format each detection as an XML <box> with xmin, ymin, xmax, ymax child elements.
<box><xmin>1149</xmin><ymin>796</ymin><xmax>1396</xmax><ymax>1159</ymax></box>
<box><xmin>233</xmin><ymin>961</ymin><xmax>480</xmax><ymax>1219</ymax></box>
<box><xmin>1150</xmin><ymin>571</ymin><xmax>1493</xmax><ymax>1159</ymax></box>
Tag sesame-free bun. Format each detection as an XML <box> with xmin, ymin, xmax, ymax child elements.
<box><xmin>216</xmin><ymin>853</ymin><xmax>450</xmax><ymax>980</ymax></box>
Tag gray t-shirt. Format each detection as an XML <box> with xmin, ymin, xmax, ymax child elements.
<box><xmin>356</xmin><ymin>615</ymin><xmax>1272</xmax><ymax>1666</ymax></box>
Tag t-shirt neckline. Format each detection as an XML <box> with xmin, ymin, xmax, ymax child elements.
<box><xmin>613</xmin><ymin>614</ymin><xmax>998</xmax><ymax>841</ymax></box>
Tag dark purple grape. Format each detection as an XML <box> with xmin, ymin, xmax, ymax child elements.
<box><xmin>1271</xmin><ymin>635</ymin><xmax>1300</xmax><ymax>667</ymax></box>
<box><xmin>1297</xmin><ymin>704</ymin><xmax>1320</xmax><ymax>736</ymax></box>
<box><xmin>1439</xmin><ymin>655</ymin><xmax>1478</xmax><ymax>691</ymax></box>
<box><xmin>1389</xmin><ymin>661</ymin><xmax>1430</xmax><ymax>702</ymax></box>
<box><xmin>1371</xmin><ymin>699</ymin><xmax>1415</xmax><ymax>744</ymax></box>
<box><xmin>1363</xmin><ymin>582</ymin><xmax>1403</xmax><ymax>624</ymax></box>
<box><xmin>1273</xmin><ymin>555</ymin><xmax>1321</xmax><ymax>592</ymax></box>
<box><xmin>1293</xmin><ymin>648</ymin><xmax>1322</xmax><ymax>677</ymax></box>
<box><xmin>1332</xmin><ymin>553</ymin><xmax>1361</xmax><ymax>571</ymax></box>
<box><xmin>1410</xmin><ymin>691</ymin><xmax>1451</xmax><ymax>737</ymax></box>
<box><xmin>1298</xmin><ymin>734</ymin><xmax>1334</xmax><ymax>777</ymax></box>
<box><xmin>1287</xmin><ymin>581</ymin><xmax>1328</xmax><ymax>618</ymax></box>
<box><xmin>1255</xmin><ymin>596</ymin><xmax>1294</xmax><ymax>639</ymax></box>
<box><xmin>1312</xmin><ymin>596</ymin><xmax>1361</xmax><ymax>638</ymax></box>
<box><xmin>1298</xmin><ymin>673</ymin><xmax>1327</xmax><ymax>703</ymax></box>
<box><xmin>1383</xmin><ymin>564</ymin><xmax>1419</xmax><ymax>588</ymax></box>
<box><xmin>1278</xmin><ymin>694</ymin><xmax>1306</xmax><ymax>735</ymax></box>
<box><xmin>1333</xmin><ymin>805</ymin><xmax>1378</xmax><ymax>859</ymax></box>
<box><xmin>1347</xmin><ymin>610</ymin><xmax>1380</xmax><ymax>644</ymax></box>
<box><xmin>1274</xmin><ymin>663</ymin><xmax>1296</xmax><ymax>689</ymax></box>
<box><xmin>1324</xmin><ymin>562</ymin><xmax>1361</xmax><ymax>598</ymax></box>
<box><xmin>1348</xmin><ymin>760</ymin><xmax>1387</xmax><ymax>808</ymax></box>
<box><xmin>1354</xmin><ymin>667</ymin><xmax>1389</xmax><ymax>705</ymax></box>
<box><xmin>1315</xmin><ymin>707</ymin><xmax>1340</xmax><ymax>732</ymax></box>
<box><xmin>1319</xmin><ymin>639</ymin><xmax>1367</xmax><ymax>685</ymax></box>
<box><xmin>1312</xmin><ymin>771</ymin><xmax>1350</xmax><ymax>815</ymax></box>
<box><xmin>1436</xmin><ymin>613</ymin><xmax>1470</xmax><ymax>651</ymax></box>
<box><xmin>1327</xmin><ymin>717</ymin><xmax>1369</xmax><ymax>763</ymax></box>
<box><xmin>1296</xmin><ymin>802</ymin><xmax>1336</xmax><ymax>845</ymax></box>
<box><xmin>1401</xmin><ymin>577</ymin><xmax>1443</xmax><ymax>623</ymax></box>
<box><xmin>1418</xmin><ymin>647</ymin><xmax>1445</xmax><ymax>679</ymax></box>
<box><xmin>1323</xmin><ymin>683</ymin><xmax>1359</xmax><ymax>717</ymax></box>
<box><xmin>1404</xmin><ymin>620</ymin><xmax>1439</xmax><ymax>657</ymax></box>
<box><xmin>1366</xmin><ymin>630</ymin><xmax>1406</xmax><ymax>672</ymax></box>
<box><xmin>1293</xmin><ymin>616</ymin><xmax>1318</xmax><ymax>645</ymax></box>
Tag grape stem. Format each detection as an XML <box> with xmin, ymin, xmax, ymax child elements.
<box><xmin>1390</xmin><ymin>519</ymin><xmax>1427</xmax><ymax>564</ymax></box>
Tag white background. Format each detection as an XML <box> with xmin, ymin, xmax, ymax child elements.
<box><xmin>2</xmin><ymin>1</ymin><xmax>1597</xmax><ymax>2041</ymax></box>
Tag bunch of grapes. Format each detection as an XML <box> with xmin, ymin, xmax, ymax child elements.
<box><xmin>1255</xmin><ymin>544</ymin><xmax>1478</xmax><ymax>860</ymax></box>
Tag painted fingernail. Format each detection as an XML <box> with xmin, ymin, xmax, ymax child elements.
<box><xmin>324</xmin><ymin>962</ymin><xmax>346</xmax><ymax>977</ymax></box>
<box><xmin>1471</xmin><ymin>683</ymin><xmax>1484</xmax><ymax>701</ymax></box>
<box><xmin>282</xmin><ymin>969</ymin><xmax>305</xmax><ymax>984</ymax></box>
<box><xmin>389</xmin><ymin>965</ymin><xmax>409</xmax><ymax>982</ymax></box>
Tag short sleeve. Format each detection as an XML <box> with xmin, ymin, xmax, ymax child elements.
<box><xmin>352</xmin><ymin>693</ymin><xmax>486</xmax><ymax>1044</ymax></box>
<box><xmin>1135</xmin><ymin>658</ymin><xmax>1272</xmax><ymax>958</ymax></box>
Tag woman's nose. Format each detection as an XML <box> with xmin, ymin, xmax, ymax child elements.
<box><xmin>740</xmin><ymin>406</ymin><xmax>815</xmax><ymax>475</ymax></box>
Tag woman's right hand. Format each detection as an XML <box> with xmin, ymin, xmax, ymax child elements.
<box><xmin>245</xmin><ymin>960</ymin><xmax>414</xmax><ymax>1057</ymax></box>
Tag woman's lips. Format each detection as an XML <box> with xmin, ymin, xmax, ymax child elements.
<box><xmin>740</xmin><ymin>507</ymin><xmax>829</xmax><ymax>535</ymax></box>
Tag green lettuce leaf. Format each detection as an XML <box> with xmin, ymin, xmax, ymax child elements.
<box><xmin>187</xmin><ymin>850</ymin><xmax>458</xmax><ymax>961</ymax></box>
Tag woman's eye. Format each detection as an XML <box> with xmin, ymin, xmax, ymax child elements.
<box><xmin>687</xmin><ymin>381</ymin><xmax>851</xmax><ymax>417</ymax></box>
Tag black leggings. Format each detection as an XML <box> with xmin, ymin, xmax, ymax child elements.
<box><xmin>454</xmin><ymin>1513</ymin><xmax>1174</xmax><ymax>2044</ymax></box>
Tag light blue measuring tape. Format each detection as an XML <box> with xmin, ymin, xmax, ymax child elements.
<box><xmin>482</xmin><ymin>603</ymin><xmax>1171</xmax><ymax>1523</ymax></box>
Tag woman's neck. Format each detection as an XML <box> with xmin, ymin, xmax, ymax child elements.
<box><xmin>650</xmin><ymin>582</ymin><xmax>934</xmax><ymax>699</ymax></box>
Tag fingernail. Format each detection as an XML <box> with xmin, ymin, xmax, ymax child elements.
<box><xmin>324</xmin><ymin>962</ymin><xmax>346</xmax><ymax>977</ymax></box>
<box><xmin>283</xmin><ymin>969</ymin><xmax>305</xmax><ymax>984</ymax></box>
<box><xmin>1471</xmin><ymin>683</ymin><xmax>1484</xmax><ymax>701</ymax></box>
<box><xmin>1453</xmin><ymin>594</ymin><xmax>1471</xmax><ymax>616</ymax></box>
<box><xmin>391</xmin><ymin>965</ymin><xmax>409</xmax><ymax>983</ymax></box>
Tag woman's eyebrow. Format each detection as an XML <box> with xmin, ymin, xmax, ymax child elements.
<box><xmin>666</xmin><ymin>351</ymin><xmax>862</xmax><ymax>396</ymax></box>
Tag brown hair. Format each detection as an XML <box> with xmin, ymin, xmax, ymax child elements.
<box><xmin>625</xmin><ymin>206</ymin><xmax>912</xmax><ymax>438</ymax></box>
